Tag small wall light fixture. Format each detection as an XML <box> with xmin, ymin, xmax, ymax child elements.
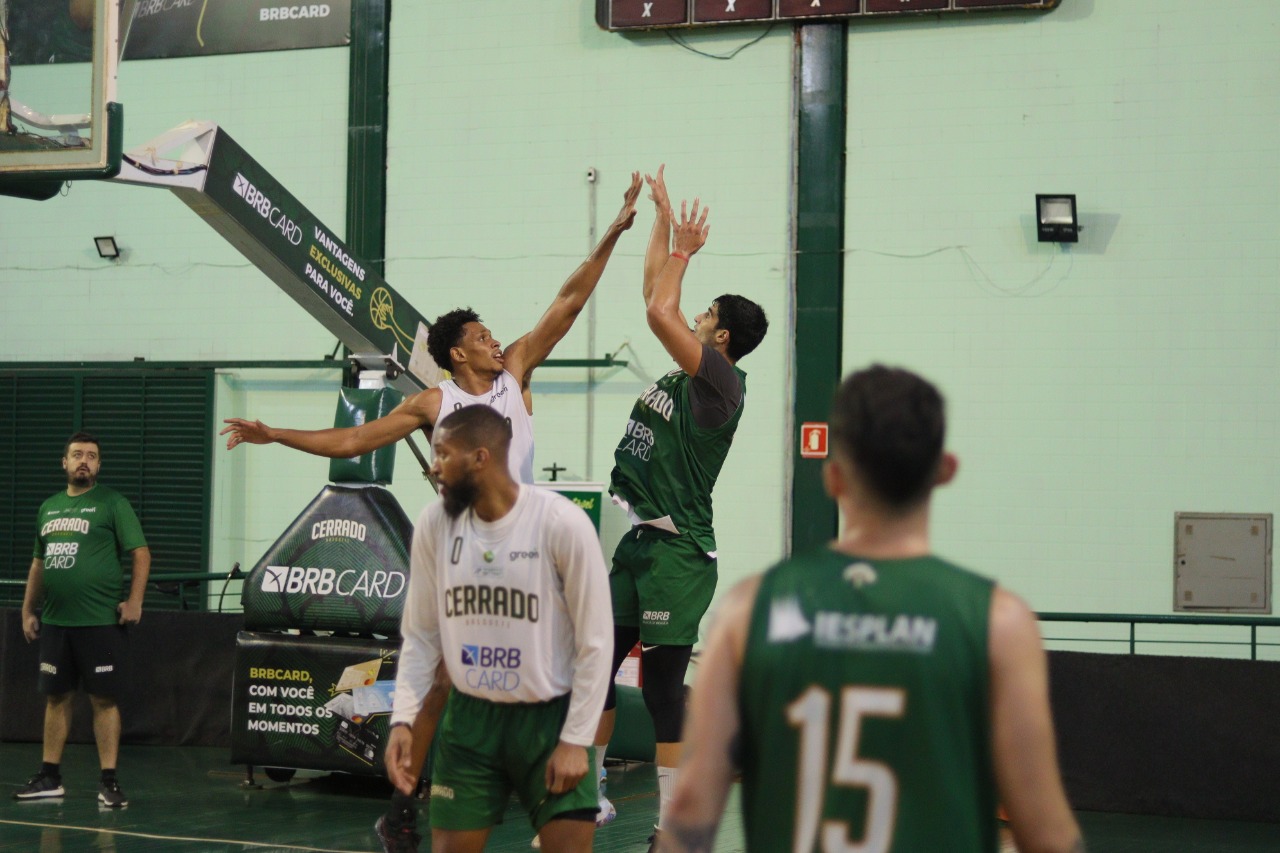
<box><xmin>1035</xmin><ymin>194</ymin><xmax>1079</xmax><ymax>243</ymax></box>
<box><xmin>94</xmin><ymin>236</ymin><xmax>120</xmax><ymax>259</ymax></box>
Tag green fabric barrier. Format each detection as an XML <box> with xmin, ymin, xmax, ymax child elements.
<box><xmin>606</xmin><ymin>685</ymin><xmax>655</xmax><ymax>762</ymax></box>
<box><xmin>328</xmin><ymin>387</ymin><xmax>403</xmax><ymax>484</ymax></box>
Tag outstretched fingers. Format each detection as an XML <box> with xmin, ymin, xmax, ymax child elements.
<box><xmin>625</xmin><ymin>170</ymin><xmax>642</xmax><ymax>203</ymax></box>
<box><xmin>613</xmin><ymin>171</ymin><xmax>643</xmax><ymax>231</ymax></box>
<box><xmin>646</xmin><ymin>164</ymin><xmax>674</xmax><ymax>218</ymax></box>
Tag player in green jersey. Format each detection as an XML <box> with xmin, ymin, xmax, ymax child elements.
<box><xmin>594</xmin><ymin>166</ymin><xmax>768</xmax><ymax>844</ymax></box>
<box><xmin>658</xmin><ymin>366</ymin><xmax>1083</xmax><ymax>853</ymax></box>
<box><xmin>15</xmin><ymin>432</ymin><xmax>151</xmax><ymax>809</ymax></box>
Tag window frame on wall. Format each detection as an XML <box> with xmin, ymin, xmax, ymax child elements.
<box><xmin>0</xmin><ymin>367</ymin><xmax>215</xmax><ymax>611</ymax></box>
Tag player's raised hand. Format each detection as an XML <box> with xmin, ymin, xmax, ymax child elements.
<box><xmin>220</xmin><ymin>418</ymin><xmax>274</xmax><ymax>450</ymax></box>
<box><xmin>672</xmin><ymin>197</ymin><xmax>710</xmax><ymax>257</ymax></box>
<box><xmin>645</xmin><ymin>164</ymin><xmax>676</xmax><ymax>221</ymax></box>
<box><xmin>609</xmin><ymin>171</ymin><xmax>643</xmax><ymax>234</ymax></box>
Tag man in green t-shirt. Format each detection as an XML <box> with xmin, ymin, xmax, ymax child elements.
<box><xmin>593</xmin><ymin>167</ymin><xmax>769</xmax><ymax>844</ymax></box>
<box><xmin>14</xmin><ymin>432</ymin><xmax>150</xmax><ymax>809</ymax></box>
<box><xmin>657</xmin><ymin>366</ymin><xmax>1083</xmax><ymax>853</ymax></box>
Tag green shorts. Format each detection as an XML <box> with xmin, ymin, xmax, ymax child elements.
<box><xmin>429</xmin><ymin>690</ymin><xmax>597</xmax><ymax>832</ymax></box>
<box><xmin>609</xmin><ymin>527</ymin><xmax>718</xmax><ymax>645</ymax></box>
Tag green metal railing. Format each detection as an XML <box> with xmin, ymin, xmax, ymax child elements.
<box><xmin>1037</xmin><ymin>612</ymin><xmax>1280</xmax><ymax>659</ymax></box>
<box><xmin>7</xmin><ymin>582</ymin><xmax>1279</xmax><ymax>656</ymax></box>
<box><xmin>1</xmin><ymin>568</ymin><xmax>244</xmax><ymax>613</ymax></box>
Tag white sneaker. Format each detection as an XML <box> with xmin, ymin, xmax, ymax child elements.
<box><xmin>596</xmin><ymin>795</ymin><xmax>617</xmax><ymax>827</ymax></box>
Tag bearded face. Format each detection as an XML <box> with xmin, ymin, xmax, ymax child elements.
<box><xmin>63</xmin><ymin>441</ymin><xmax>100</xmax><ymax>489</ymax></box>
<box><xmin>441</xmin><ymin>468</ymin><xmax>480</xmax><ymax>519</ymax></box>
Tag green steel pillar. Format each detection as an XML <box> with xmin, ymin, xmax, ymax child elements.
<box><xmin>345</xmin><ymin>0</ymin><xmax>392</xmax><ymax>386</ymax></box>
<box><xmin>790</xmin><ymin>23</ymin><xmax>847</xmax><ymax>554</ymax></box>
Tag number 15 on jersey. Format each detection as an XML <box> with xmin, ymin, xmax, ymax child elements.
<box><xmin>786</xmin><ymin>685</ymin><xmax>906</xmax><ymax>853</ymax></box>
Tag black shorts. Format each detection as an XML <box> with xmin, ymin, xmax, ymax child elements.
<box><xmin>37</xmin><ymin>623</ymin><xmax>128</xmax><ymax>699</ymax></box>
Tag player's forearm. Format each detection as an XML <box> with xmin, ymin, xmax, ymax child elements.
<box><xmin>127</xmin><ymin>547</ymin><xmax>151</xmax><ymax>605</ymax></box>
<box><xmin>391</xmin><ymin>638</ymin><xmax>441</xmax><ymax>727</ymax></box>
<box><xmin>1013</xmin><ymin>830</ymin><xmax>1087</xmax><ymax>853</ymax></box>
<box><xmin>1006</xmin><ymin>784</ymin><xmax>1085</xmax><ymax>853</ymax></box>
<box><xmin>655</xmin><ymin>812</ymin><xmax>722</xmax><ymax>853</ymax></box>
<box><xmin>643</xmin><ymin>210</ymin><xmax>672</xmax><ymax>304</ymax></box>
<box><xmin>270</xmin><ymin>426</ymin><xmax>368</xmax><ymax>458</ymax></box>
<box><xmin>558</xmin><ymin>527</ymin><xmax>613</xmax><ymax>745</ymax></box>
<box><xmin>395</xmin><ymin>520</ymin><xmax>443</xmax><ymax>725</ymax></box>
<box><xmin>21</xmin><ymin>559</ymin><xmax>44</xmax><ymax>617</ymax></box>
<box><xmin>552</xmin><ymin>224</ymin><xmax>627</xmax><ymax>313</ymax></box>
<box><xmin>657</xmin><ymin>736</ymin><xmax>738</xmax><ymax>852</ymax></box>
<box><xmin>561</xmin><ymin>614</ymin><xmax>610</xmax><ymax>744</ymax></box>
<box><xmin>561</xmin><ymin>655</ymin><xmax>608</xmax><ymax>746</ymax></box>
<box><xmin>390</xmin><ymin>598</ymin><xmax>442</xmax><ymax>726</ymax></box>
<box><xmin>646</xmin><ymin>261</ymin><xmax>691</xmax><ymax>341</ymax></box>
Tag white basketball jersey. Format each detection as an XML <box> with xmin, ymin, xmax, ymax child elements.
<box><xmin>437</xmin><ymin>371</ymin><xmax>535</xmax><ymax>483</ymax></box>
<box><xmin>393</xmin><ymin>485</ymin><xmax>612</xmax><ymax>745</ymax></box>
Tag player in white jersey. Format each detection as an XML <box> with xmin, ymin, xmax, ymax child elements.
<box><xmin>219</xmin><ymin>171</ymin><xmax>642</xmax><ymax>482</ymax></box>
<box><xmin>220</xmin><ymin>174</ymin><xmax>639</xmax><ymax>852</ymax></box>
<box><xmin>436</xmin><ymin>368</ymin><xmax>534</xmax><ymax>484</ymax></box>
<box><xmin>387</xmin><ymin>405</ymin><xmax>612</xmax><ymax>853</ymax></box>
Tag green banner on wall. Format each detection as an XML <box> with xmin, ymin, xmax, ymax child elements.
<box><xmin>5</xmin><ymin>0</ymin><xmax>351</xmax><ymax>65</ymax></box>
<box><xmin>123</xmin><ymin>0</ymin><xmax>351</xmax><ymax>60</ymax></box>
<box><xmin>172</xmin><ymin>126</ymin><xmax>439</xmax><ymax>392</ymax></box>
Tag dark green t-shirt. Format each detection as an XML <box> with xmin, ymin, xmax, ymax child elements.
<box><xmin>609</xmin><ymin>348</ymin><xmax>745</xmax><ymax>553</ymax></box>
<box><xmin>32</xmin><ymin>484</ymin><xmax>147</xmax><ymax>626</ymax></box>
<box><xmin>739</xmin><ymin>548</ymin><xmax>997</xmax><ymax>853</ymax></box>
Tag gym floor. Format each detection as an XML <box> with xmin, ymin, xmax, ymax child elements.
<box><xmin>1</xmin><ymin>744</ymin><xmax>1278</xmax><ymax>852</ymax></box>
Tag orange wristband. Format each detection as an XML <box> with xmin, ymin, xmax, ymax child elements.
<box><xmin>671</xmin><ymin>251</ymin><xmax>690</xmax><ymax>262</ymax></box>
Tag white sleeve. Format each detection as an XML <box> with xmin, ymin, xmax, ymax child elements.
<box><xmin>550</xmin><ymin>500</ymin><xmax>613</xmax><ymax>746</ymax></box>
<box><xmin>391</xmin><ymin>504</ymin><xmax>444</xmax><ymax>726</ymax></box>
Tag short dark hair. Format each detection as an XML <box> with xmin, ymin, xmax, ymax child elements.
<box><xmin>436</xmin><ymin>405</ymin><xmax>512</xmax><ymax>455</ymax></box>
<box><xmin>714</xmin><ymin>294</ymin><xmax>768</xmax><ymax>361</ymax></box>
<box><xmin>64</xmin><ymin>431</ymin><xmax>101</xmax><ymax>457</ymax></box>
<box><xmin>427</xmin><ymin>308</ymin><xmax>482</xmax><ymax>373</ymax></box>
<box><xmin>829</xmin><ymin>365</ymin><xmax>946</xmax><ymax>511</ymax></box>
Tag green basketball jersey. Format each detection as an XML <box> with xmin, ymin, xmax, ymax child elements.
<box><xmin>32</xmin><ymin>484</ymin><xmax>147</xmax><ymax>627</ymax></box>
<box><xmin>739</xmin><ymin>548</ymin><xmax>997</xmax><ymax>853</ymax></box>
<box><xmin>609</xmin><ymin>362</ymin><xmax>745</xmax><ymax>553</ymax></box>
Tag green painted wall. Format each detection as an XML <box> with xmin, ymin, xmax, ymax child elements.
<box><xmin>841</xmin><ymin>1</ymin><xmax>1280</xmax><ymax>646</ymax></box>
<box><xmin>0</xmin><ymin>48</ymin><xmax>353</xmax><ymax>592</ymax></box>
<box><xmin>0</xmin><ymin>4</ymin><xmax>793</xmax><ymax>630</ymax></box>
<box><xmin>383</xmin><ymin>3</ymin><xmax>793</xmax><ymax>633</ymax></box>
<box><xmin>2</xmin><ymin>1</ymin><xmax>1276</xmax><ymax>659</ymax></box>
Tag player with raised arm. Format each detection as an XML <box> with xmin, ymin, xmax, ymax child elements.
<box><xmin>222</xmin><ymin>175</ymin><xmax>640</xmax><ymax>853</ymax></box>
<box><xmin>658</xmin><ymin>365</ymin><xmax>1084</xmax><ymax>853</ymax></box>
<box><xmin>220</xmin><ymin>172</ymin><xmax>643</xmax><ymax>483</ymax></box>
<box><xmin>594</xmin><ymin>167</ymin><xmax>768</xmax><ymax>847</ymax></box>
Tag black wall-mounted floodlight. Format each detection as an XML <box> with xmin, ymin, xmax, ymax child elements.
<box><xmin>1036</xmin><ymin>194</ymin><xmax>1079</xmax><ymax>243</ymax></box>
<box><xmin>94</xmin><ymin>236</ymin><xmax>120</xmax><ymax>259</ymax></box>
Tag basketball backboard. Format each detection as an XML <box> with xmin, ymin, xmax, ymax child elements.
<box><xmin>0</xmin><ymin>0</ymin><xmax>122</xmax><ymax>197</ymax></box>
